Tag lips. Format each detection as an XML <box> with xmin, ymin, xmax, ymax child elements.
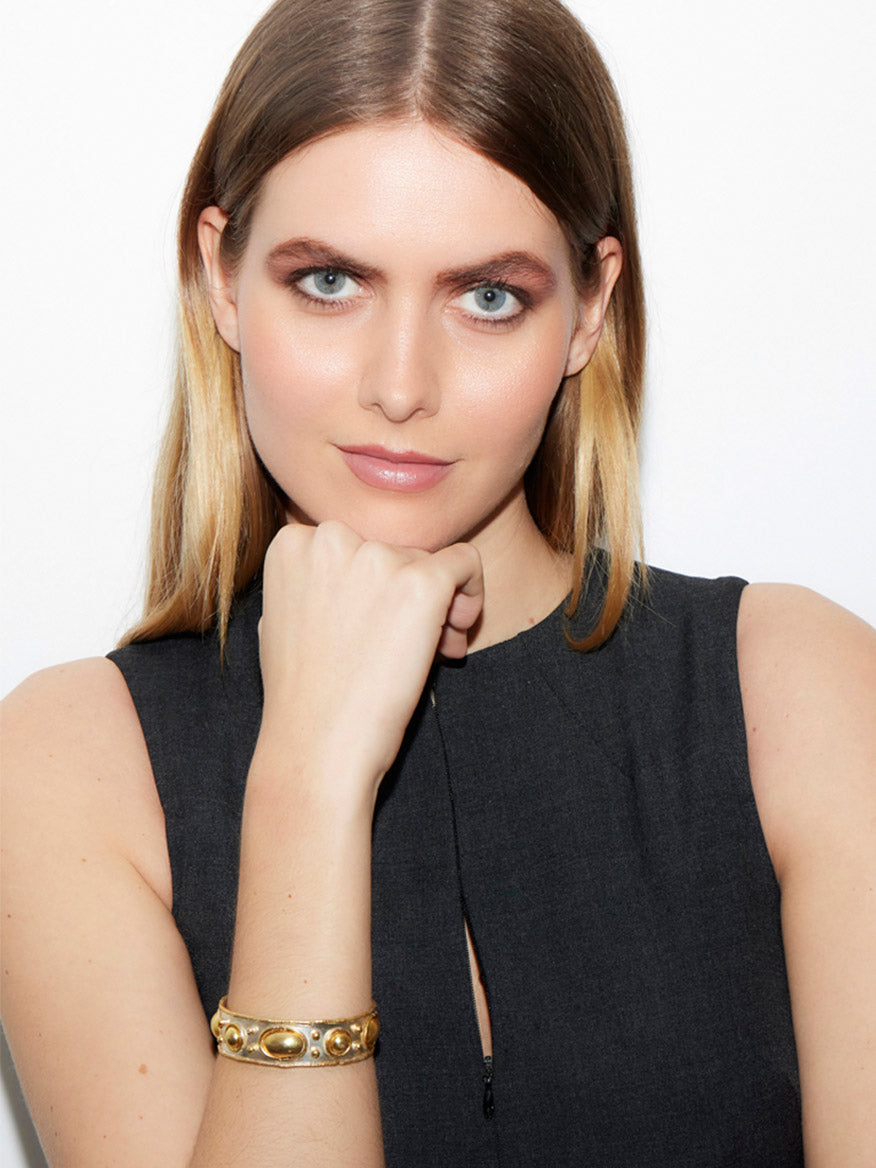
<box><xmin>337</xmin><ymin>445</ymin><xmax>454</xmax><ymax>492</ymax></box>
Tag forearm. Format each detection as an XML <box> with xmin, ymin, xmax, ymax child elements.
<box><xmin>189</xmin><ymin>746</ymin><xmax>384</xmax><ymax>1167</ymax></box>
<box><xmin>184</xmin><ymin>524</ymin><xmax>484</xmax><ymax>1167</ymax></box>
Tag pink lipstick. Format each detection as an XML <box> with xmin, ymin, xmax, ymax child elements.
<box><xmin>337</xmin><ymin>445</ymin><xmax>453</xmax><ymax>492</ymax></box>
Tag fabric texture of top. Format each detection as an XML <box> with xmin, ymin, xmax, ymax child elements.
<box><xmin>108</xmin><ymin>564</ymin><xmax>802</xmax><ymax>1166</ymax></box>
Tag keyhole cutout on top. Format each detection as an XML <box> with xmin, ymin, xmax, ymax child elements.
<box><xmin>465</xmin><ymin>918</ymin><xmax>493</xmax><ymax>1058</ymax></box>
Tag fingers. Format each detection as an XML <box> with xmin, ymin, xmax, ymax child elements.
<box><xmin>259</xmin><ymin>521</ymin><xmax>486</xmax><ymax>722</ymax></box>
<box><xmin>436</xmin><ymin>623</ymin><xmax>470</xmax><ymax>660</ymax></box>
<box><xmin>425</xmin><ymin>542</ymin><xmax>484</xmax><ymax>658</ymax></box>
<box><xmin>265</xmin><ymin>523</ymin><xmax>484</xmax><ymax>640</ymax></box>
<box><xmin>430</xmin><ymin>542</ymin><xmax>485</xmax><ymax>624</ymax></box>
<box><xmin>431</xmin><ymin>541</ymin><xmax>485</xmax><ymax>605</ymax></box>
<box><xmin>257</xmin><ymin>522</ymin><xmax>485</xmax><ymax>775</ymax></box>
<box><xmin>444</xmin><ymin>585</ymin><xmax>484</xmax><ymax>633</ymax></box>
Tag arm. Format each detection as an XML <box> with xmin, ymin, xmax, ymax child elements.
<box><xmin>1</xmin><ymin>658</ymin><xmax>214</xmax><ymax>1166</ymax></box>
<box><xmin>738</xmin><ymin>583</ymin><xmax>876</xmax><ymax>1166</ymax></box>
<box><xmin>1</xmin><ymin>521</ymin><xmax>483</xmax><ymax>1166</ymax></box>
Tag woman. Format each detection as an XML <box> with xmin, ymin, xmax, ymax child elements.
<box><xmin>2</xmin><ymin>0</ymin><xmax>874</xmax><ymax>1164</ymax></box>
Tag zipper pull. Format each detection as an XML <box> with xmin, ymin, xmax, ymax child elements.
<box><xmin>482</xmin><ymin>1054</ymin><xmax>495</xmax><ymax>1119</ymax></box>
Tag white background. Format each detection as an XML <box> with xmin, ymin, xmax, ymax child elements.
<box><xmin>2</xmin><ymin>2</ymin><xmax>874</xmax><ymax>1162</ymax></box>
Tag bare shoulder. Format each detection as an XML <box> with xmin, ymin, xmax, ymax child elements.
<box><xmin>5</xmin><ymin>653</ymin><xmax>139</xmax><ymax>723</ymax></box>
<box><xmin>737</xmin><ymin>584</ymin><xmax>876</xmax><ymax>1162</ymax></box>
<box><xmin>2</xmin><ymin>656</ymin><xmax>170</xmax><ymax>906</ymax></box>
<box><xmin>738</xmin><ymin>580</ymin><xmax>876</xmax><ymax>669</ymax></box>
<box><xmin>4</xmin><ymin>655</ymin><xmax>142</xmax><ymax>748</ymax></box>
<box><xmin>737</xmin><ymin>582</ymin><xmax>876</xmax><ymax>877</ymax></box>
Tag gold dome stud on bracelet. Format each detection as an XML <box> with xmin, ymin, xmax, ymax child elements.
<box><xmin>223</xmin><ymin>1024</ymin><xmax>245</xmax><ymax>1053</ymax></box>
<box><xmin>325</xmin><ymin>1027</ymin><xmax>353</xmax><ymax>1057</ymax></box>
<box><xmin>211</xmin><ymin>998</ymin><xmax>379</xmax><ymax>1067</ymax></box>
<box><xmin>259</xmin><ymin>1028</ymin><xmax>307</xmax><ymax>1060</ymax></box>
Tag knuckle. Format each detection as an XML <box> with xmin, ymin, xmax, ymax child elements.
<box><xmin>355</xmin><ymin>539</ymin><xmax>398</xmax><ymax>576</ymax></box>
<box><xmin>314</xmin><ymin>520</ymin><xmax>358</xmax><ymax>560</ymax></box>
<box><xmin>264</xmin><ymin>526</ymin><xmax>292</xmax><ymax>567</ymax></box>
<box><xmin>270</xmin><ymin>523</ymin><xmax>306</xmax><ymax>552</ymax></box>
<box><xmin>264</xmin><ymin>523</ymin><xmax>313</xmax><ymax>573</ymax></box>
<box><xmin>315</xmin><ymin>518</ymin><xmax>346</xmax><ymax>543</ymax></box>
<box><xmin>397</xmin><ymin>560</ymin><xmax>444</xmax><ymax>607</ymax></box>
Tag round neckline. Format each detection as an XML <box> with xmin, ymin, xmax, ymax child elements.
<box><xmin>439</xmin><ymin>592</ymin><xmax>570</xmax><ymax>674</ymax></box>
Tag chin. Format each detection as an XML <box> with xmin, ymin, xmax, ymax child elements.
<box><xmin>344</xmin><ymin>517</ymin><xmax>463</xmax><ymax>552</ymax></box>
<box><xmin>283</xmin><ymin>499</ymin><xmax>468</xmax><ymax>552</ymax></box>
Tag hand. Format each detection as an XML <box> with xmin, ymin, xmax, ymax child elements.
<box><xmin>255</xmin><ymin>520</ymin><xmax>484</xmax><ymax>802</ymax></box>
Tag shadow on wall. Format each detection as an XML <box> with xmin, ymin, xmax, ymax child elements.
<box><xmin>1</xmin><ymin>1029</ymin><xmax>48</xmax><ymax>1168</ymax></box>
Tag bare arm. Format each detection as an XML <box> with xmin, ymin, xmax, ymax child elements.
<box><xmin>1</xmin><ymin>658</ymin><xmax>213</xmax><ymax>1165</ymax></box>
<box><xmin>739</xmin><ymin>583</ymin><xmax>876</xmax><ymax>1166</ymax></box>
<box><xmin>1</xmin><ymin>520</ymin><xmax>483</xmax><ymax>1167</ymax></box>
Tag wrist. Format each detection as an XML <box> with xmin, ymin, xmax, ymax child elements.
<box><xmin>245</xmin><ymin>734</ymin><xmax>383</xmax><ymax>824</ymax></box>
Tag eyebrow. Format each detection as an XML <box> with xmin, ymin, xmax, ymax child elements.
<box><xmin>266</xmin><ymin>237</ymin><xmax>558</xmax><ymax>291</ymax></box>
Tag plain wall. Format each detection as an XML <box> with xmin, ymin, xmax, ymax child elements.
<box><xmin>2</xmin><ymin>1</ymin><xmax>874</xmax><ymax>1162</ymax></box>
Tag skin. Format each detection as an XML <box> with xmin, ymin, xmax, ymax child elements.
<box><xmin>200</xmin><ymin>120</ymin><xmax>618</xmax><ymax>648</ymax></box>
<box><xmin>1</xmin><ymin>120</ymin><xmax>875</xmax><ymax>1168</ymax></box>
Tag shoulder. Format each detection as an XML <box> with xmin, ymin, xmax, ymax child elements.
<box><xmin>736</xmin><ymin>582</ymin><xmax>876</xmax><ymax>878</ymax></box>
<box><xmin>737</xmin><ymin>583</ymin><xmax>876</xmax><ymax>878</ymax></box>
<box><xmin>1</xmin><ymin>657</ymin><xmax>171</xmax><ymax>907</ymax></box>
<box><xmin>737</xmin><ymin>581</ymin><xmax>876</xmax><ymax>720</ymax></box>
<box><xmin>598</xmin><ymin>563</ymin><xmax>747</xmax><ymax>696</ymax></box>
<box><xmin>738</xmin><ymin>580</ymin><xmax>876</xmax><ymax>669</ymax></box>
<box><xmin>3</xmin><ymin>657</ymin><xmax>147</xmax><ymax>770</ymax></box>
<box><xmin>3</xmin><ymin>656</ymin><xmax>149</xmax><ymax>766</ymax></box>
<box><xmin>623</xmin><ymin>562</ymin><xmax>747</xmax><ymax>651</ymax></box>
<box><xmin>602</xmin><ymin>562</ymin><xmax>747</xmax><ymax>652</ymax></box>
<box><xmin>108</xmin><ymin>587</ymin><xmax>261</xmax><ymax>714</ymax></box>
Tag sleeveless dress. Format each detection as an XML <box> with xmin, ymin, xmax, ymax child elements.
<box><xmin>108</xmin><ymin>564</ymin><xmax>803</xmax><ymax>1166</ymax></box>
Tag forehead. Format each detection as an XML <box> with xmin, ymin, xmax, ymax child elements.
<box><xmin>247</xmin><ymin>120</ymin><xmax>571</xmax><ymax>270</ymax></box>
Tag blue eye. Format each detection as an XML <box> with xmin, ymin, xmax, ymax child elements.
<box><xmin>297</xmin><ymin>268</ymin><xmax>360</xmax><ymax>300</ymax></box>
<box><xmin>459</xmin><ymin>284</ymin><xmax>522</xmax><ymax>321</ymax></box>
<box><xmin>476</xmin><ymin>287</ymin><xmax>507</xmax><ymax>312</ymax></box>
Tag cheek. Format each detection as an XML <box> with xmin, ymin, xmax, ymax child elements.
<box><xmin>236</xmin><ymin>297</ymin><xmax>354</xmax><ymax>436</ymax></box>
<box><xmin>459</xmin><ymin>317</ymin><xmax>571</xmax><ymax>462</ymax></box>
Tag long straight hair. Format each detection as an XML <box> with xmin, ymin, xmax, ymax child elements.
<box><xmin>122</xmin><ymin>0</ymin><xmax>646</xmax><ymax>651</ymax></box>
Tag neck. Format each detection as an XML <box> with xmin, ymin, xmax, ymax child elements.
<box><xmin>466</xmin><ymin>497</ymin><xmax>572</xmax><ymax>653</ymax></box>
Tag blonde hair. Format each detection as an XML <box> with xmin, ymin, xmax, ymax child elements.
<box><xmin>122</xmin><ymin>0</ymin><xmax>645</xmax><ymax>651</ymax></box>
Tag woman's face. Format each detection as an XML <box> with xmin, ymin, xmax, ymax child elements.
<box><xmin>201</xmin><ymin>121</ymin><xmax>617</xmax><ymax>555</ymax></box>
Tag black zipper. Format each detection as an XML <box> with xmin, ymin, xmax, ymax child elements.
<box><xmin>482</xmin><ymin>1054</ymin><xmax>495</xmax><ymax>1119</ymax></box>
<box><xmin>465</xmin><ymin>922</ymin><xmax>495</xmax><ymax>1121</ymax></box>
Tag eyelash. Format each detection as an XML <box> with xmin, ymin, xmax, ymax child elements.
<box><xmin>286</xmin><ymin>268</ymin><xmax>362</xmax><ymax>311</ymax></box>
<box><xmin>456</xmin><ymin>281</ymin><xmax>531</xmax><ymax>326</ymax></box>
<box><xmin>284</xmin><ymin>267</ymin><xmax>532</xmax><ymax>328</ymax></box>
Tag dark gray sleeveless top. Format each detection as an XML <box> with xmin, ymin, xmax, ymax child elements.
<box><xmin>109</xmin><ymin>565</ymin><xmax>802</xmax><ymax>1166</ymax></box>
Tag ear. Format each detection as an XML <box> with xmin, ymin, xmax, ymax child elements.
<box><xmin>563</xmin><ymin>236</ymin><xmax>623</xmax><ymax>377</ymax></box>
<box><xmin>197</xmin><ymin>206</ymin><xmax>241</xmax><ymax>352</ymax></box>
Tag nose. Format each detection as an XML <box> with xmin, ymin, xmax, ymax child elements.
<box><xmin>357</xmin><ymin>302</ymin><xmax>440</xmax><ymax>422</ymax></box>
